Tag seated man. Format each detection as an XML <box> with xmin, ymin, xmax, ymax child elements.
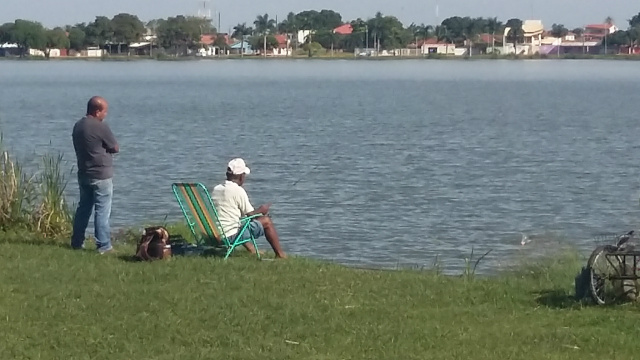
<box><xmin>211</xmin><ymin>158</ymin><xmax>287</xmax><ymax>259</ymax></box>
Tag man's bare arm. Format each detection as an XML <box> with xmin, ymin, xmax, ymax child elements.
<box><xmin>246</xmin><ymin>203</ymin><xmax>271</xmax><ymax>217</ymax></box>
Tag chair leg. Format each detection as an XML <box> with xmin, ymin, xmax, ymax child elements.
<box><xmin>252</xmin><ymin>238</ymin><xmax>260</xmax><ymax>260</ymax></box>
<box><xmin>223</xmin><ymin>243</ymin><xmax>235</xmax><ymax>260</ymax></box>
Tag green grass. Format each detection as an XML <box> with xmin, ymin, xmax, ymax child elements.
<box><xmin>1</xmin><ymin>238</ymin><xmax>639</xmax><ymax>359</ymax></box>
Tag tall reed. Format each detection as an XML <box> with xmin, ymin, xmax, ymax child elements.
<box><xmin>0</xmin><ymin>133</ymin><xmax>73</xmax><ymax>239</ymax></box>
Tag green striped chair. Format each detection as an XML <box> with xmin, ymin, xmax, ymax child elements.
<box><xmin>171</xmin><ymin>183</ymin><xmax>262</xmax><ymax>260</ymax></box>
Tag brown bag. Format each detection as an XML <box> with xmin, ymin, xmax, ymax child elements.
<box><xmin>136</xmin><ymin>226</ymin><xmax>171</xmax><ymax>261</ymax></box>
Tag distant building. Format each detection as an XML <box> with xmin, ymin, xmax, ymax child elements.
<box><xmin>272</xmin><ymin>34</ymin><xmax>292</xmax><ymax>56</ymax></box>
<box><xmin>415</xmin><ymin>38</ymin><xmax>455</xmax><ymax>55</ymax></box>
<box><xmin>333</xmin><ymin>24</ymin><xmax>353</xmax><ymax>35</ymax></box>
<box><xmin>296</xmin><ymin>30</ymin><xmax>314</xmax><ymax>44</ymax></box>
<box><xmin>522</xmin><ymin>20</ymin><xmax>544</xmax><ymax>47</ymax></box>
<box><xmin>584</xmin><ymin>24</ymin><xmax>618</xmax><ymax>41</ymax></box>
<box><xmin>229</xmin><ymin>41</ymin><xmax>253</xmax><ymax>55</ymax></box>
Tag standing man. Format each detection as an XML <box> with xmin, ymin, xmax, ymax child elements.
<box><xmin>71</xmin><ymin>96</ymin><xmax>119</xmax><ymax>253</ymax></box>
<box><xmin>212</xmin><ymin>158</ymin><xmax>287</xmax><ymax>258</ymax></box>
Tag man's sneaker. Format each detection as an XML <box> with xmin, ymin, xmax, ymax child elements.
<box><xmin>98</xmin><ymin>246</ymin><xmax>114</xmax><ymax>255</ymax></box>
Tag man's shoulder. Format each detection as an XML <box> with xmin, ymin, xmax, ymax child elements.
<box><xmin>213</xmin><ymin>182</ymin><xmax>248</xmax><ymax>197</ymax></box>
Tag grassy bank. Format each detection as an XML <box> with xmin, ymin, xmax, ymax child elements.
<box><xmin>1</xmin><ymin>240</ymin><xmax>639</xmax><ymax>360</ymax></box>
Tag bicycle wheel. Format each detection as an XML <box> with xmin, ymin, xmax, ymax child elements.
<box><xmin>587</xmin><ymin>245</ymin><xmax>620</xmax><ymax>305</ymax></box>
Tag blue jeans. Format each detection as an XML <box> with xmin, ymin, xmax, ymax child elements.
<box><xmin>230</xmin><ymin>220</ymin><xmax>265</xmax><ymax>241</ymax></box>
<box><xmin>71</xmin><ymin>175</ymin><xmax>113</xmax><ymax>252</ymax></box>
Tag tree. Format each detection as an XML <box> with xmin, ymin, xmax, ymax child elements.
<box><xmin>11</xmin><ymin>20</ymin><xmax>47</xmax><ymax>57</ymax></box>
<box><xmin>630</xmin><ymin>12</ymin><xmax>640</xmax><ymax>28</ymax></box>
<box><xmin>436</xmin><ymin>25</ymin><xmax>454</xmax><ymax>43</ymax></box>
<box><xmin>44</xmin><ymin>27</ymin><xmax>70</xmax><ymax>58</ymax></box>
<box><xmin>232</xmin><ymin>23</ymin><xmax>253</xmax><ymax>57</ymax></box>
<box><xmin>312</xmin><ymin>30</ymin><xmax>342</xmax><ymax>54</ymax></box>
<box><xmin>67</xmin><ymin>26</ymin><xmax>86</xmax><ymax>51</ymax></box>
<box><xmin>85</xmin><ymin>16</ymin><xmax>113</xmax><ymax>47</ymax></box>
<box><xmin>156</xmin><ymin>16</ymin><xmax>207</xmax><ymax>56</ymax></box>
<box><xmin>146</xmin><ymin>19</ymin><xmax>163</xmax><ymax>35</ymax></box>
<box><xmin>110</xmin><ymin>13</ymin><xmax>145</xmax><ymax>53</ymax></box>
<box><xmin>366</xmin><ymin>12</ymin><xmax>411</xmax><ymax>51</ymax></box>
<box><xmin>296</xmin><ymin>10</ymin><xmax>318</xmax><ymax>30</ymax></box>
<box><xmin>572</xmin><ymin>28</ymin><xmax>584</xmax><ymax>38</ymax></box>
<box><xmin>440</xmin><ymin>16</ymin><xmax>467</xmax><ymax>44</ymax></box>
<box><xmin>605</xmin><ymin>30</ymin><xmax>629</xmax><ymax>47</ymax></box>
<box><xmin>213</xmin><ymin>35</ymin><xmax>229</xmax><ymax>53</ymax></box>
<box><xmin>316</xmin><ymin>10</ymin><xmax>343</xmax><ymax>30</ymax></box>
<box><xmin>505</xmin><ymin>18</ymin><xmax>524</xmax><ymax>53</ymax></box>
<box><xmin>249</xmin><ymin>34</ymin><xmax>278</xmax><ymax>51</ymax></box>
<box><xmin>253</xmin><ymin>13</ymin><xmax>275</xmax><ymax>35</ymax></box>
<box><xmin>486</xmin><ymin>17</ymin><xmax>503</xmax><ymax>52</ymax></box>
<box><xmin>550</xmin><ymin>24</ymin><xmax>569</xmax><ymax>38</ymax></box>
<box><xmin>0</xmin><ymin>22</ymin><xmax>15</xmax><ymax>44</ymax></box>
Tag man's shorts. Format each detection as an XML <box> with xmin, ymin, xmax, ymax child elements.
<box><xmin>230</xmin><ymin>220</ymin><xmax>265</xmax><ymax>241</ymax></box>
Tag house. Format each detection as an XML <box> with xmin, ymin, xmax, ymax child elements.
<box><xmin>0</xmin><ymin>43</ymin><xmax>20</xmax><ymax>56</ymax></box>
<box><xmin>229</xmin><ymin>41</ymin><xmax>253</xmax><ymax>55</ymax></box>
<box><xmin>129</xmin><ymin>42</ymin><xmax>154</xmax><ymax>56</ymax></box>
<box><xmin>296</xmin><ymin>29</ymin><xmax>314</xmax><ymax>44</ymax></box>
<box><xmin>522</xmin><ymin>20</ymin><xmax>544</xmax><ymax>50</ymax></box>
<box><xmin>271</xmin><ymin>34</ymin><xmax>292</xmax><ymax>56</ymax></box>
<box><xmin>333</xmin><ymin>24</ymin><xmax>353</xmax><ymax>35</ymax></box>
<box><xmin>539</xmin><ymin>41</ymin><xmax>601</xmax><ymax>55</ymax></box>
<box><xmin>501</xmin><ymin>20</ymin><xmax>544</xmax><ymax>55</ymax></box>
<box><xmin>81</xmin><ymin>47</ymin><xmax>105</xmax><ymax>57</ymax></box>
<box><xmin>416</xmin><ymin>38</ymin><xmax>455</xmax><ymax>55</ymax></box>
<box><xmin>584</xmin><ymin>24</ymin><xmax>618</xmax><ymax>41</ymax></box>
<box><xmin>619</xmin><ymin>45</ymin><xmax>640</xmax><ymax>55</ymax></box>
<box><xmin>198</xmin><ymin>34</ymin><xmax>232</xmax><ymax>56</ymax></box>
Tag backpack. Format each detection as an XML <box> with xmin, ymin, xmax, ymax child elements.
<box><xmin>136</xmin><ymin>226</ymin><xmax>171</xmax><ymax>261</ymax></box>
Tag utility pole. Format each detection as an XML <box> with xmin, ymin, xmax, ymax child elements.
<box><xmin>365</xmin><ymin>24</ymin><xmax>368</xmax><ymax>55</ymax></box>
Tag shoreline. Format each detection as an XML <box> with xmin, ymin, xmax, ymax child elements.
<box><xmin>2</xmin><ymin>54</ymin><xmax>640</xmax><ymax>62</ymax></box>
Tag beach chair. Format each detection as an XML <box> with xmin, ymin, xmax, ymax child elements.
<box><xmin>171</xmin><ymin>182</ymin><xmax>262</xmax><ymax>260</ymax></box>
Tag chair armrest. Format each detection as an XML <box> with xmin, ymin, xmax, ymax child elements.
<box><xmin>240</xmin><ymin>214</ymin><xmax>263</xmax><ymax>222</ymax></box>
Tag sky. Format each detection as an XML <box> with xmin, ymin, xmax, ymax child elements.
<box><xmin>1</xmin><ymin>0</ymin><xmax>638</xmax><ymax>32</ymax></box>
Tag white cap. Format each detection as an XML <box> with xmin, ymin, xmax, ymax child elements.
<box><xmin>227</xmin><ymin>158</ymin><xmax>251</xmax><ymax>175</ymax></box>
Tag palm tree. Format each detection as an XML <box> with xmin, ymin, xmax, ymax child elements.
<box><xmin>486</xmin><ymin>17</ymin><xmax>503</xmax><ymax>53</ymax></box>
<box><xmin>254</xmin><ymin>13</ymin><xmax>275</xmax><ymax>35</ymax></box>
<box><xmin>367</xmin><ymin>12</ymin><xmax>385</xmax><ymax>53</ymax></box>
<box><xmin>411</xmin><ymin>24</ymin><xmax>433</xmax><ymax>55</ymax></box>
<box><xmin>604</xmin><ymin>16</ymin><xmax>614</xmax><ymax>54</ymax></box>
<box><xmin>254</xmin><ymin>13</ymin><xmax>276</xmax><ymax>56</ymax></box>
<box><xmin>232</xmin><ymin>23</ymin><xmax>253</xmax><ymax>57</ymax></box>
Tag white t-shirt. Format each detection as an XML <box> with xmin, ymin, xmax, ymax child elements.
<box><xmin>211</xmin><ymin>180</ymin><xmax>255</xmax><ymax>237</ymax></box>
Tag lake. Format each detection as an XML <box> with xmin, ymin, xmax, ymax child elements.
<box><xmin>1</xmin><ymin>58</ymin><xmax>639</xmax><ymax>273</ymax></box>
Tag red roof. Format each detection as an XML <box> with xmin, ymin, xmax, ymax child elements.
<box><xmin>200</xmin><ymin>34</ymin><xmax>215</xmax><ymax>45</ymax></box>
<box><xmin>200</xmin><ymin>34</ymin><xmax>232</xmax><ymax>46</ymax></box>
<box><xmin>585</xmin><ymin>24</ymin><xmax>612</xmax><ymax>29</ymax></box>
<box><xmin>478</xmin><ymin>33</ymin><xmax>501</xmax><ymax>43</ymax></box>
<box><xmin>274</xmin><ymin>34</ymin><xmax>288</xmax><ymax>48</ymax></box>
<box><xmin>333</xmin><ymin>24</ymin><xmax>353</xmax><ymax>35</ymax></box>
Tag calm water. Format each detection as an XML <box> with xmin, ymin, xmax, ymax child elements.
<box><xmin>1</xmin><ymin>59</ymin><xmax>640</xmax><ymax>273</ymax></box>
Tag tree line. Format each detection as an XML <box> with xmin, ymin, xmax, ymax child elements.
<box><xmin>1</xmin><ymin>9</ymin><xmax>640</xmax><ymax>57</ymax></box>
